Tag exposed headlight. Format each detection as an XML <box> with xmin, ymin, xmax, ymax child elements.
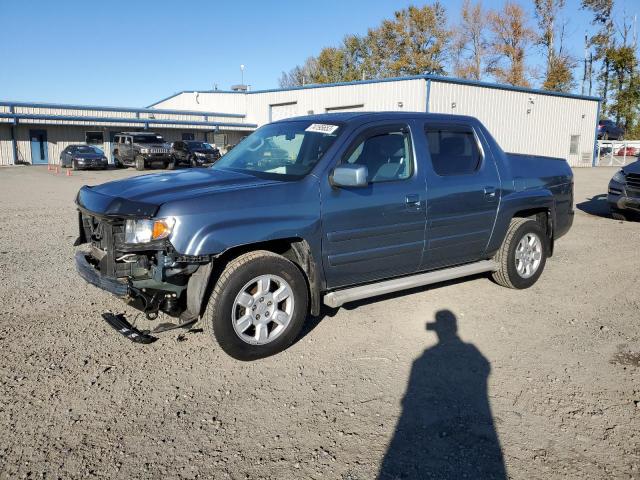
<box><xmin>612</xmin><ymin>169</ymin><xmax>626</xmax><ymax>183</ymax></box>
<box><xmin>140</xmin><ymin>148</ymin><xmax>150</xmax><ymax>154</ymax></box>
<box><xmin>124</xmin><ymin>217</ymin><xmax>175</xmax><ymax>244</ymax></box>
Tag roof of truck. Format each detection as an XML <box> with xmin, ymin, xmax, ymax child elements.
<box><xmin>272</xmin><ymin>111</ymin><xmax>480</xmax><ymax>125</ymax></box>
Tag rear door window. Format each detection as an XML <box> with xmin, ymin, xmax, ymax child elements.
<box><xmin>424</xmin><ymin>125</ymin><xmax>481</xmax><ymax>176</ymax></box>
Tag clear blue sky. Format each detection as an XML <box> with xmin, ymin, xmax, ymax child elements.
<box><xmin>0</xmin><ymin>0</ymin><xmax>637</xmax><ymax>107</ymax></box>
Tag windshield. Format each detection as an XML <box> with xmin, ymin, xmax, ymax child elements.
<box><xmin>212</xmin><ymin>121</ymin><xmax>342</xmax><ymax>179</ymax></box>
<box><xmin>74</xmin><ymin>145</ymin><xmax>98</xmax><ymax>153</ymax></box>
<box><xmin>90</xmin><ymin>146</ymin><xmax>104</xmax><ymax>154</ymax></box>
<box><xmin>134</xmin><ymin>135</ymin><xmax>165</xmax><ymax>144</ymax></box>
<box><xmin>186</xmin><ymin>141</ymin><xmax>212</xmax><ymax>150</ymax></box>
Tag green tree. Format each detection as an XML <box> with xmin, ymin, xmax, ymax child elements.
<box><xmin>608</xmin><ymin>45</ymin><xmax>640</xmax><ymax>131</ymax></box>
<box><xmin>278</xmin><ymin>3</ymin><xmax>452</xmax><ymax>87</ymax></box>
<box><xmin>581</xmin><ymin>0</ymin><xmax>614</xmax><ymax>111</ymax></box>
<box><xmin>534</xmin><ymin>0</ymin><xmax>575</xmax><ymax>92</ymax></box>
<box><xmin>487</xmin><ymin>2</ymin><xmax>536</xmax><ymax>87</ymax></box>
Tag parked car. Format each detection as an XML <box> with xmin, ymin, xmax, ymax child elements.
<box><xmin>607</xmin><ymin>159</ymin><xmax>640</xmax><ymax>219</ymax></box>
<box><xmin>171</xmin><ymin>140</ymin><xmax>221</xmax><ymax>167</ymax></box>
<box><xmin>74</xmin><ymin>112</ymin><xmax>574</xmax><ymax>360</ymax></box>
<box><xmin>597</xmin><ymin>119</ymin><xmax>624</xmax><ymax>140</ymax></box>
<box><xmin>112</xmin><ymin>132</ymin><xmax>174</xmax><ymax>170</ymax></box>
<box><xmin>615</xmin><ymin>146</ymin><xmax>638</xmax><ymax>157</ymax></box>
<box><xmin>60</xmin><ymin>145</ymin><xmax>108</xmax><ymax>170</ymax></box>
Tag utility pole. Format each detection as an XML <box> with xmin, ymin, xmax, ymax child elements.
<box><xmin>582</xmin><ymin>33</ymin><xmax>588</xmax><ymax>96</ymax></box>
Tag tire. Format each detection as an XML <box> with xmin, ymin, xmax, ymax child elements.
<box><xmin>492</xmin><ymin>218</ymin><xmax>548</xmax><ymax>289</ymax></box>
<box><xmin>203</xmin><ymin>250</ymin><xmax>309</xmax><ymax>361</ymax></box>
<box><xmin>166</xmin><ymin>159</ymin><xmax>176</xmax><ymax>170</ymax></box>
<box><xmin>190</xmin><ymin>156</ymin><xmax>198</xmax><ymax>168</ymax></box>
<box><xmin>72</xmin><ymin>161</ymin><xmax>77</xmax><ymax>171</ymax></box>
<box><xmin>603</xmin><ymin>132</ymin><xmax>609</xmax><ymax>140</ymax></box>
<box><xmin>610</xmin><ymin>207</ymin><xmax>627</xmax><ymax>221</ymax></box>
<box><xmin>135</xmin><ymin>155</ymin><xmax>145</xmax><ymax>171</ymax></box>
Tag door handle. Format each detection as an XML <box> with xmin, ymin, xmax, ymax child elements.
<box><xmin>405</xmin><ymin>194</ymin><xmax>421</xmax><ymax>209</ymax></box>
<box><xmin>483</xmin><ymin>187</ymin><xmax>497</xmax><ymax>200</ymax></box>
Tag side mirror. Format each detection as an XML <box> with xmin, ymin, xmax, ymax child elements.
<box><xmin>331</xmin><ymin>164</ymin><xmax>368</xmax><ymax>188</ymax></box>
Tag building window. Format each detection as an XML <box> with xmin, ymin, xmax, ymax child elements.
<box><xmin>182</xmin><ymin>133</ymin><xmax>195</xmax><ymax>141</ymax></box>
<box><xmin>325</xmin><ymin>104</ymin><xmax>365</xmax><ymax>113</ymax></box>
<box><xmin>569</xmin><ymin>135</ymin><xmax>580</xmax><ymax>155</ymax></box>
<box><xmin>86</xmin><ymin>131</ymin><xmax>104</xmax><ymax>145</ymax></box>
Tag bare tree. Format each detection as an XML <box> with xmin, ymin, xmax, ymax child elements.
<box><xmin>453</xmin><ymin>0</ymin><xmax>489</xmax><ymax>80</ymax></box>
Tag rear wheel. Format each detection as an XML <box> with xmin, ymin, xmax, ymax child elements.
<box><xmin>492</xmin><ymin>218</ymin><xmax>548</xmax><ymax>289</ymax></box>
<box><xmin>72</xmin><ymin>160</ymin><xmax>78</xmax><ymax>171</ymax></box>
<box><xmin>203</xmin><ymin>251</ymin><xmax>308</xmax><ymax>360</ymax></box>
<box><xmin>135</xmin><ymin>155</ymin><xmax>145</xmax><ymax>171</ymax></box>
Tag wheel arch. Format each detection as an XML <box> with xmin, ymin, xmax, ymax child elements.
<box><xmin>488</xmin><ymin>190</ymin><xmax>556</xmax><ymax>257</ymax></box>
<box><xmin>511</xmin><ymin>207</ymin><xmax>554</xmax><ymax>256</ymax></box>
<box><xmin>187</xmin><ymin>237</ymin><xmax>321</xmax><ymax>320</ymax></box>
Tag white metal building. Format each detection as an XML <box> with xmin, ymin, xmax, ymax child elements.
<box><xmin>0</xmin><ymin>75</ymin><xmax>600</xmax><ymax>167</ymax></box>
<box><xmin>150</xmin><ymin>75</ymin><xmax>601</xmax><ymax>168</ymax></box>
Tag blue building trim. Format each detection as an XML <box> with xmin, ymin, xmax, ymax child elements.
<box><xmin>150</xmin><ymin>74</ymin><xmax>601</xmax><ymax>108</ymax></box>
<box><xmin>0</xmin><ymin>113</ymin><xmax>256</xmax><ymax>129</ymax></box>
<box><xmin>592</xmin><ymin>100</ymin><xmax>601</xmax><ymax>167</ymax></box>
<box><xmin>0</xmin><ymin>101</ymin><xmax>245</xmax><ymax>119</ymax></box>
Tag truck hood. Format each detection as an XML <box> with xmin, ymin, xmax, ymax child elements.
<box><xmin>77</xmin><ymin>168</ymin><xmax>282</xmax><ymax>217</ymax></box>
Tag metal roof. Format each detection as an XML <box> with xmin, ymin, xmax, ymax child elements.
<box><xmin>0</xmin><ymin>100</ymin><xmax>245</xmax><ymax>119</ymax></box>
<box><xmin>148</xmin><ymin>74</ymin><xmax>601</xmax><ymax>108</ymax></box>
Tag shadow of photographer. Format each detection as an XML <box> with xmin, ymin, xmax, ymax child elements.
<box><xmin>379</xmin><ymin>309</ymin><xmax>507</xmax><ymax>480</ymax></box>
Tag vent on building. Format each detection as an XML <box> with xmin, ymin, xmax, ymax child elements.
<box><xmin>581</xmin><ymin>152</ymin><xmax>592</xmax><ymax>164</ymax></box>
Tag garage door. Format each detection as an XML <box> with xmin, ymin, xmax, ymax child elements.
<box><xmin>270</xmin><ymin>102</ymin><xmax>298</xmax><ymax>122</ymax></box>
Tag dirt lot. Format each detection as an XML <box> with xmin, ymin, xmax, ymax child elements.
<box><xmin>0</xmin><ymin>165</ymin><xmax>639</xmax><ymax>479</ymax></box>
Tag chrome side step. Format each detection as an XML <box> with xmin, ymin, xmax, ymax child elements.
<box><xmin>323</xmin><ymin>260</ymin><xmax>498</xmax><ymax>308</ymax></box>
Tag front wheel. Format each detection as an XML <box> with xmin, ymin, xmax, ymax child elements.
<box><xmin>135</xmin><ymin>155</ymin><xmax>145</xmax><ymax>171</ymax></box>
<box><xmin>492</xmin><ymin>218</ymin><xmax>548</xmax><ymax>289</ymax></box>
<box><xmin>203</xmin><ymin>251</ymin><xmax>309</xmax><ymax>360</ymax></box>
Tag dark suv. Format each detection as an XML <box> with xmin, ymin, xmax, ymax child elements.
<box><xmin>113</xmin><ymin>132</ymin><xmax>174</xmax><ymax>170</ymax></box>
<box><xmin>597</xmin><ymin>119</ymin><xmax>624</xmax><ymax>140</ymax></box>
<box><xmin>171</xmin><ymin>140</ymin><xmax>221</xmax><ymax>167</ymax></box>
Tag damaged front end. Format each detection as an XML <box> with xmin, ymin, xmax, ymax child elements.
<box><xmin>74</xmin><ymin>187</ymin><xmax>210</xmax><ymax>326</ymax></box>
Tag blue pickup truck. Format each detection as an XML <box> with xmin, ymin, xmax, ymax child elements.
<box><xmin>74</xmin><ymin>112</ymin><xmax>574</xmax><ymax>360</ymax></box>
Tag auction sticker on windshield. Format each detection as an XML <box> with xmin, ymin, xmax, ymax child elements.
<box><xmin>305</xmin><ymin>124</ymin><xmax>339</xmax><ymax>134</ymax></box>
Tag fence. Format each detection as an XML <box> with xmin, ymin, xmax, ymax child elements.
<box><xmin>594</xmin><ymin>140</ymin><xmax>640</xmax><ymax>166</ymax></box>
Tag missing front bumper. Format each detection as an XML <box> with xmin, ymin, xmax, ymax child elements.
<box><xmin>75</xmin><ymin>251</ymin><xmax>129</xmax><ymax>297</ymax></box>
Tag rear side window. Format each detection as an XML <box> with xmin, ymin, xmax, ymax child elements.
<box><xmin>343</xmin><ymin>128</ymin><xmax>413</xmax><ymax>183</ymax></box>
<box><xmin>425</xmin><ymin>126</ymin><xmax>481</xmax><ymax>176</ymax></box>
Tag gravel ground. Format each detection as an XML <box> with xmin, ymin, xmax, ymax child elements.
<box><xmin>0</xmin><ymin>165</ymin><xmax>639</xmax><ymax>480</ymax></box>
